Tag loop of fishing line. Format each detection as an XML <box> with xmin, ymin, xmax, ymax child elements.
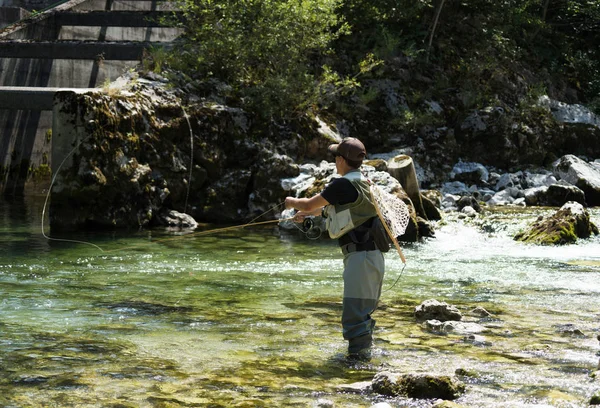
<box><xmin>290</xmin><ymin>216</ymin><xmax>322</xmax><ymax>240</ymax></box>
<box><xmin>41</xmin><ymin>102</ymin><xmax>290</xmax><ymax>253</ymax></box>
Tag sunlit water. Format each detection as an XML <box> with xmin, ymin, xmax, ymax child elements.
<box><xmin>1</xmin><ymin>198</ymin><xmax>599</xmax><ymax>407</ymax></box>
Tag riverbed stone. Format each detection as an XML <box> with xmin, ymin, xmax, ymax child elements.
<box><xmin>523</xmin><ymin>186</ymin><xmax>548</xmax><ymax>206</ymax></box>
<box><xmin>442</xmin><ymin>321</ymin><xmax>487</xmax><ymax>334</ymax></box>
<box><xmin>371</xmin><ymin>372</ymin><xmax>465</xmax><ymax>400</ymax></box>
<box><xmin>514</xmin><ymin>201</ymin><xmax>599</xmax><ymax>244</ymax></box>
<box><xmin>415</xmin><ymin>299</ymin><xmax>462</xmax><ymax>322</ymax></box>
<box><xmin>337</xmin><ymin>381</ymin><xmax>371</xmax><ymax>393</ymax></box>
<box><xmin>432</xmin><ymin>401</ymin><xmax>468</xmax><ymax>408</ymax></box>
<box><xmin>554</xmin><ymin>154</ymin><xmax>600</xmax><ymax>206</ymax></box>
<box><xmin>543</xmin><ymin>181</ymin><xmax>586</xmax><ymax>207</ymax></box>
<box><xmin>156</xmin><ymin>209</ymin><xmax>198</xmax><ymax>229</ymax></box>
<box><xmin>469</xmin><ymin>306</ymin><xmax>492</xmax><ymax>318</ymax></box>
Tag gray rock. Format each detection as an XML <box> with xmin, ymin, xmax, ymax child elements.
<box><xmin>554</xmin><ymin>154</ymin><xmax>600</xmax><ymax>206</ymax></box>
<box><xmin>543</xmin><ymin>181</ymin><xmax>587</xmax><ymax>207</ymax></box>
<box><xmin>464</xmin><ymin>334</ymin><xmax>492</xmax><ymax>346</ymax></box>
<box><xmin>370</xmin><ymin>403</ymin><xmax>393</xmax><ymax>408</ymax></box>
<box><xmin>457</xmin><ymin>195</ymin><xmax>481</xmax><ymax>212</ymax></box>
<box><xmin>538</xmin><ymin>95</ymin><xmax>600</xmax><ymax>128</ymax></box>
<box><xmin>157</xmin><ymin>210</ymin><xmax>198</xmax><ymax>229</ymax></box>
<box><xmin>523</xmin><ymin>186</ymin><xmax>548</xmax><ymax>206</ymax></box>
<box><xmin>495</xmin><ymin>172</ymin><xmax>522</xmax><ymax>191</ymax></box>
<box><xmin>442</xmin><ymin>181</ymin><xmax>470</xmax><ymax>195</ymax></box>
<box><xmin>415</xmin><ymin>299</ymin><xmax>462</xmax><ymax>322</ymax></box>
<box><xmin>315</xmin><ymin>398</ymin><xmax>335</xmax><ymax>408</ymax></box>
<box><xmin>460</xmin><ymin>206</ymin><xmax>477</xmax><ymax>217</ymax></box>
<box><xmin>450</xmin><ymin>161</ymin><xmax>489</xmax><ymax>183</ymax></box>
<box><xmin>469</xmin><ymin>306</ymin><xmax>492</xmax><ymax>318</ymax></box>
<box><xmin>336</xmin><ymin>381</ymin><xmax>371</xmax><ymax>393</ymax></box>
<box><xmin>441</xmin><ymin>321</ymin><xmax>487</xmax><ymax>334</ymax></box>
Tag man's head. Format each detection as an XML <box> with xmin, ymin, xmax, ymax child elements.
<box><xmin>328</xmin><ymin>137</ymin><xmax>366</xmax><ymax>169</ymax></box>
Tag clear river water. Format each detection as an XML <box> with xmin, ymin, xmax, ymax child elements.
<box><xmin>1</xmin><ymin>197</ymin><xmax>599</xmax><ymax>407</ymax></box>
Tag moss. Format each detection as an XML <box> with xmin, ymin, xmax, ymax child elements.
<box><xmin>514</xmin><ymin>208</ymin><xmax>592</xmax><ymax>245</ymax></box>
<box><xmin>303</xmin><ymin>179</ymin><xmax>326</xmax><ymax>198</ymax></box>
<box><xmin>28</xmin><ymin>164</ymin><xmax>52</xmax><ymax>183</ymax></box>
<box><xmin>455</xmin><ymin>367</ymin><xmax>479</xmax><ymax>378</ymax></box>
<box><xmin>590</xmin><ymin>391</ymin><xmax>600</xmax><ymax>405</ymax></box>
<box><xmin>397</xmin><ymin>374</ymin><xmax>465</xmax><ymax>400</ymax></box>
<box><xmin>45</xmin><ymin>129</ymin><xmax>52</xmax><ymax>142</ymax></box>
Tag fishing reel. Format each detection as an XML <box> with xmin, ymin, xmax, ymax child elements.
<box><xmin>297</xmin><ymin>216</ymin><xmax>322</xmax><ymax>240</ymax></box>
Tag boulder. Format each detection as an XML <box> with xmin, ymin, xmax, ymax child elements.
<box><xmin>523</xmin><ymin>186</ymin><xmax>548</xmax><ymax>206</ymax></box>
<box><xmin>371</xmin><ymin>372</ymin><xmax>465</xmax><ymax>400</ymax></box>
<box><xmin>543</xmin><ymin>181</ymin><xmax>587</xmax><ymax>207</ymax></box>
<box><xmin>450</xmin><ymin>161</ymin><xmax>489</xmax><ymax>184</ymax></box>
<box><xmin>415</xmin><ymin>299</ymin><xmax>462</xmax><ymax>322</ymax></box>
<box><xmin>422</xmin><ymin>193</ymin><xmax>443</xmax><ymax>221</ymax></box>
<box><xmin>514</xmin><ymin>201</ymin><xmax>599</xmax><ymax>245</ymax></box>
<box><xmin>457</xmin><ymin>195</ymin><xmax>481</xmax><ymax>212</ymax></box>
<box><xmin>554</xmin><ymin>155</ymin><xmax>600</xmax><ymax>206</ymax></box>
<box><xmin>156</xmin><ymin>210</ymin><xmax>198</xmax><ymax>229</ymax></box>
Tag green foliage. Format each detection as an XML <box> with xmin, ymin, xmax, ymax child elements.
<box><xmin>169</xmin><ymin>0</ymin><xmax>350</xmax><ymax>118</ymax></box>
<box><xmin>162</xmin><ymin>0</ymin><xmax>600</xmax><ymax>122</ymax></box>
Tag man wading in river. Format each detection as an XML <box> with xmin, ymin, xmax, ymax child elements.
<box><xmin>285</xmin><ymin>137</ymin><xmax>385</xmax><ymax>357</ymax></box>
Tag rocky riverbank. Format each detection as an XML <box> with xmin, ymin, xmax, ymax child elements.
<box><xmin>49</xmin><ymin>70</ymin><xmax>600</xmax><ymax>238</ymax></box>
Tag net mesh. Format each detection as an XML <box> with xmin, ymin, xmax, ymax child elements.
<box><xmin>370</xmin><ymin>184</ymin><xmax>410</xmax><ymax>262</ymax></box>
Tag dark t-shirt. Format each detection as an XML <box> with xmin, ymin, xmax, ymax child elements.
<box><xmin>321</xmin><ymin>177</ymin><xmax>358</xmax><ymax>205</ymax></box>
<box><xmin>321</xmin><ymin>176</ymin><xmax>374</xmax><ymax>245</ymax></box>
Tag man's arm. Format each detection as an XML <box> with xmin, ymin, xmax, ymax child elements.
<box><xmin>285</xmin><ymin>194</ymin><xmax>329</xmax><ymax>214</ymax></box>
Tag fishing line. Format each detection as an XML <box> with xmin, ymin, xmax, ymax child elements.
<box><xmin>41</xmin><ymin>103</ymin><xmax>290</xmax><ymax>253</ymax></box>
<box><xmin>181</xmin><ymin>105</ymin><xmax>193</xmax><ymax>215</ymax></box>
<box><xmin>41</xmin><ymin>133</ymin><xmax>105</xmax><ymax>252</ymax></box>
<box><xmin>382</xmin><ymin>262</ymin><xmax>407</xmax><ymax>293</ymax></box>
<box><xmin>102</xmin><ymin>215</ymin><xmax>294</xmax><ymax>254</ymax></box>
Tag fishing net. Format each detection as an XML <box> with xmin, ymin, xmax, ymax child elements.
<box><xmin>370</xmin><ymin>184</ymin><xmax>410</xmax><ymax>263</ymax></box>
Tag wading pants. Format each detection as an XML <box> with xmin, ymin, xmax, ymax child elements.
<box><xmin>341</xmin><ymin>249</ymin><xmax>385</xmax><ymax>341</ymax></box>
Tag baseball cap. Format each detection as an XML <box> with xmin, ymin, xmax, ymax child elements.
<box><xmin>328</xmin><ymin>137</ymin><xmax>366</xmax><ymax>162</ymax></box>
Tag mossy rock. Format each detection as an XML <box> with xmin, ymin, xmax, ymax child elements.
<box><xmin>432</xmin><ymin>401</ymin><xmax>468</xmax><ymax>408</ymax></box>
<box><xmin>372</xmin><ymin>372</ymin><xmax>465</xmax><ymax>400</ymax></box>
<box><xmin>590</xmin><ymin>391</ymin><xmax>600</xmax><ymax>405</ymax></box>
<box><xmin>514</xmin><ymin>201</ymin><xmax>598</xmax><ymax>245</ymax></box>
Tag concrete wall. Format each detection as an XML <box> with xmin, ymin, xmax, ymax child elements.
<box><xmin>0</xmin><ymin>0</ymin><xmax>181</xmax><ymax>195</ymax></box>
<box><xmin>0</xmin><ymin>0</ymin><xmax>54</xmax><ymax>12</ymax></box>
<box><xmin>0</xmin><ymin>6</ymin><xmax>30</xmax><ymax>28</ymax></box>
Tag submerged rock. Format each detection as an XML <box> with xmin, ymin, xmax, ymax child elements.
<box><xmin>415</xmin><ymin>299</ymin><xmax>462</xmax><ymax>322</ymax></box>
<box><xmin>425</xmin><ymin>320</ymin><xmax>487</xmax><ymax>335</ymax></box>
<box><xmin>371</xmin><ymin>371</ymin><xmax>465</xmax><ymax>400</ymax></box>
<box><xmin>469</xmin><ymin>306</ymin><xmax>492</xmax><ymax>318</ymax></box>
<box><xmin>514</xmin><ymin>201</ymin><xmax>599</xmax><ymax>245</ymax></box>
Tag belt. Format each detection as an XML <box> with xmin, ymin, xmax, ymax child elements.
<box><xmin>341</xmin><ymin>241</ymin><xmax>377</xmax><ymax>255</ymax></box>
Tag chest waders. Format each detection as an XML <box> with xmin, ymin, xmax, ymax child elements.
<box><xmin>324</xmin><ymin>170</ymin><xmax>385</xmax><ymax>353</ymax></box>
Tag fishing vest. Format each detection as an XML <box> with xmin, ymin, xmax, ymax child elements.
<box><xmin>325</xmin><ymin>170</ymin><xmax>377</xmax><ymax>239</ymax></box>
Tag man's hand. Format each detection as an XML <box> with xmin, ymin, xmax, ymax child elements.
<box><xmin>292</xmin><ymin>211</ymin><xmax>311</xmax><ymax>223</ymax></box>
<box><xmin>284</xmin><ymin>196</ymin><xmax>298</xmax><ymax>210</ymax></box>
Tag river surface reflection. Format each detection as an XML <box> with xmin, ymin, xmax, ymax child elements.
<box><xmin>1</xmin><ymin>197</ymin><xmax>599</xmax><ymax>407</ymax></box>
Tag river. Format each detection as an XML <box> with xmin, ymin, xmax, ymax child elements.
<box><xmin>1</xmin><ymin>197</ymin><xmax>599</xmax><ymax>407</ymax></box>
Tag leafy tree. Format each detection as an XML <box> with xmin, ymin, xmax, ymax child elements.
<box><xmin>168</xmin><ymin>0</ymin><xmax>350</xmax><ymax>119</ymax></box>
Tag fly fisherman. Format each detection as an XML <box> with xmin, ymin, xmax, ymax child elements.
<box><xmin>285</xmin><ymin>137</ymin><xmax>384</xmax><ymax>357</ymax></box>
